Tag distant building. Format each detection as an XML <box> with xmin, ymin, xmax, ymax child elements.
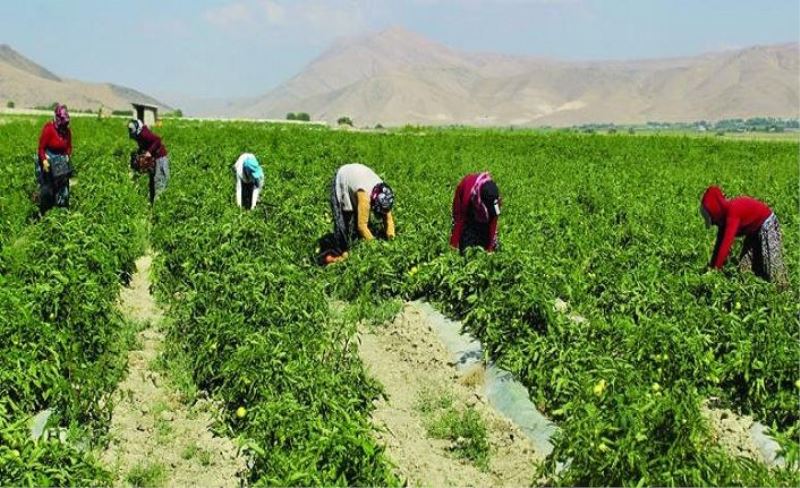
<box><xmin>132</xmin><ymin>103</ymin><xmax>158</xmax><ymax>126</ymax></box>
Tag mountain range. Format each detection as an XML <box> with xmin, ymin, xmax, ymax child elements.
<box><xmin>234</xmin><ymin>27</ymin><xmax>799</xmax><ymax>127</ymax></box>
<box><xmin>0</xmin><ymin>44</ymin><xmax>169</xmax><ymax>112</ymax></box>
<box><xmin>2</xmin><ymin>29</ymin><xmax>797</xmax><ymax>127</ymax></box>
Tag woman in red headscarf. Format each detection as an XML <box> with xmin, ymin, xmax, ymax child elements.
<box><xmin>700</xmin><ymin>186</ymin><xmax>788</xmax><ymax>289</ymax></box>
<box><xmin>450</xmin><ymin>172</ymin><xmax>501</xmax><ymax>253</ymax></box>
<box><xmin>36</xmin><ymin>104</ymin><xmax>73</xmax><ymax>213</ymax></box>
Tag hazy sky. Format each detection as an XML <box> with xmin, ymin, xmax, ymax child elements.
<box><xmin>1</xmin><ymin>0</ymin><xmax>797</xmax><ymax>101</ymax></box>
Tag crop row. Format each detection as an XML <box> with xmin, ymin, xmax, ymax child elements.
<box><xmin>150</xmin><ymin>126</ymin><xmax>398</xmax><ymax>485</ymax></box>
<box><xmin>0</xmin><ymin>119</ymin><xmax>147</xmax><ymax>484</ymax></box>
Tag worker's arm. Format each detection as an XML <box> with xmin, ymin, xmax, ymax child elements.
<box><xmin>235</xmin><ymin>177</ymin><xmax>243</xmax><ymax>207</ymax></box>
<box><xmin>711</xmin><ymin>217</ymin><xmax>740</xmax><ymax>268</ymax></box>
<box><xmin>449</xmin><ymin>184</ymin><xmax>466</xmax><ymax>249</ymax></box>
<box><xmin>38</xmin><ymin>124</ymin><xmax>51</xmax><ymax>163</ymax></box>
<box><xmin>356</xmin><ymin>191</ymin><xmax>375</xmax><ymax>241</ymax></box>
<box><xmin>384</xmin><ymin>211</ymin><xmax>395</xmax><ymax>239</ymax></box>
<box><xmin>486</xmin><ymin>216</ymin><xmax>499</xmax><ymax>252</ymax></box>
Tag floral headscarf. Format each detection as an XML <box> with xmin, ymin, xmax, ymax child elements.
<box><xmin>54</xmin><ymin>104</ymin><xmax>70</xmax><ymax>132</ymax></box>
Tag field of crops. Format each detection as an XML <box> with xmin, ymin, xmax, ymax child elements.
<box><xmin>1</xmin><ymin>116</ymin><xmax>798</xmax><ymax>486</ymax></box>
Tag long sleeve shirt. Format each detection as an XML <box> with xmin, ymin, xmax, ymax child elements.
<box><xmin>38</xmin><ymin>121</ymin><xmax>72</xmax><ymax>162</ymax></box>
<box><xmin>135</xmin><ymin>126</ymin><xmax>168</xmax><ymax>159</ymax></box>
<box><xmin>355</xmin><ymin>191</ymin><xmax>395</xmax><ymax>240</ymax></box>
<box><xmin>334</xmin><ymin>163</ymin><xmax>394</xmax><ymax>240</ymax></box>
<box><xmin>450</xmin><ymin>173</ymin><xmax>498</xmax><ymax>251</ymax></box>
<box><xmin>709</xmin><ymin>197</ymin><xmax>772</xmax><ymax>268</ymax></box>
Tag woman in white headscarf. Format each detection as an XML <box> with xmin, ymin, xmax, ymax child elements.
<box><xmin>233</xmin><ymin>153</ymin><xmax>264</xmax><ymax>210</ymax></box>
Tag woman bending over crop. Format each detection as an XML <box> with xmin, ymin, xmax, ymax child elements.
<box><xmin>450</xmin><ymin>172</ymin><xmax>501</xmax><ymax>253</ymax></box>
<box><xmin>128</xmin><ymin>119</ymin><xmax>169</xmax><ymax>203</ymax></box>
<box><xmin>701</xmin><ymin>186</ymin><xmax>788</xmax><ymax>289</ymax></box>
<box><xmin>36</xmin><ymin>104</ymin><xmax>73</xmax><ymax>214</ymax></box>
<box><xmin>233</xmin><ymin>153</ymin><xmax>264</xmax><ymax>210</ymax></box>
<box><xmin>326</xmin><ymin>163</ymin><xmax>395</xmax><ymax>264</ymax></box>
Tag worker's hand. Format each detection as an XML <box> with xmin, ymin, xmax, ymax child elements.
<box><xmin>42</xmin><ymin>159</ymin><xmax>50</xmax><ymax>172</ymax></box>
<box><xmin>325</xmin><ymin>252</ymin><xmax>349</xmax><ymax>265</ymax></box>
<box><xmin>386</xmin><ymin>229</ymin><xmax>395</xmax><ymax>240</ymax></box>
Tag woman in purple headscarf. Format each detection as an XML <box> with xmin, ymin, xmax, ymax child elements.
<box><xmin>36</xmin><ymin>104</ymin><xmax>73</xmax><ymax>213</ymax></box>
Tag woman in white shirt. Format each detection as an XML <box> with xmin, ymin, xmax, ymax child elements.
<box><xmin>233</xmin><ymin>153</ymin><xmax>264</xmax><ymax>210</ymax></box>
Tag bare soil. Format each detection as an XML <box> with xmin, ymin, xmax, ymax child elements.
<box><xmin>701</xmin><ymin>401</ymin><xmax>764</xmax><ymax>462</ymax></box>
<box><xmin>103</xmin><ymin>253</ymin><xmax>245</xmax><ymax>487</ymax></box>
<box><xmin>357</xmin><ymin>302</ymin><xmax>541</xmax><ymax>487</ymax></box>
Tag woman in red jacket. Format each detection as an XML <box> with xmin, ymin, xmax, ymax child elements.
<box><xmin>36</xmin><ymin>104</ymin><xmax>72</xmax><ymax>213</ymax></box>
<box><xmin>701</xmin><ymin>186</ymin><xmax>788</xmax><ymax>288</ymax></box>
<box><xmin>450</xmin><ymin>172</ymin><xmax>501</xmax><ymax>253</ymax></box>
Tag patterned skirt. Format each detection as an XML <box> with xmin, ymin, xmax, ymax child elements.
<box><xmin>739</xmin><ymin>214</ymin><xmax>789</xmax><ymax>289</ymax></box>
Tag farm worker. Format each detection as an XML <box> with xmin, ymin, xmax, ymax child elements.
<box><xmin>327</xmin><ymin>163</ymin><xmax>395</xmax><ymax>264</ymax></box>
<box><xmin>450</xmin><ymin>172</ymin><xmax>501</xmax><ymax>253</ymax></box>
<box><xmin>128</xmin><ymin>119</ymin><xmax>169</xmax><ymax>204</ymax></box>
<box><xmin>701</xmin><ymin>186</ymin><xmax>788</xmax><ymax>288</ymax></box>
<box><xmin>36</xmin><ymin>104</ymin><xmax>73</xmax><ymax>214</ymax></box>
<box><xmin>233</xmin><ymin>153</ymin><xmax>264</xmax><ymax>210</ymax></box>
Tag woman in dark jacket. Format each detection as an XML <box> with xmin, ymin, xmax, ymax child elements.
<box><xmin>128</xmin><ymin>119</ymin><xmax>169</xmax><ymax>203</ymax></box>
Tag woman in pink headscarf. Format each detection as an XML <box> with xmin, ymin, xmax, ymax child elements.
<box><xmin>36</xmin><ymin>104</ymin><xmax>73</xmax><ymax>213</ymax></box>
<box><xmin>450</xmin><ymin>172</ymin><xmax>501</xmax><ymax>253</ymax></box>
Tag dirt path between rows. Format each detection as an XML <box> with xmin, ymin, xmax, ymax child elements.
<box><xmin>102</xmin><ymin>253</ymin><xmax>245</xmax><ymax>487</ymax></box>
<box><xmin>356</xmin><ymin>302</ymin><xmax>541</xmax><ymax>487</ymax></box>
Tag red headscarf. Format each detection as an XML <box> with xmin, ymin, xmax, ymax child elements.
<box><xmin>701</xmin><ymin>186</ymin><xmax>727</xmax><ymax>225</ymax></box>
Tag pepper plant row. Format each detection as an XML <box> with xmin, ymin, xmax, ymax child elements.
<box><xmin>0</xmin><ymin>118</ymin><xmax>147</xmax><ymax>484</ymax></box>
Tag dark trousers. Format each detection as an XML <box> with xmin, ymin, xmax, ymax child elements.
<box><xmin>35</xmin><ymin>158</ymin><xmax>69</xmax><ymax>215</ymax></box>
<box><xmin>39</xmin><ymin>179</ymin><xmax>69</xmax><ymax>214</ymax></box>
<box><xmin>330</xmin><ymin>174</ymin><xmax>357</xmax><ymax>253</ymax></box>
<box><xmin>459</xmin><ymin>221</ymin><xmax>491</xmax><ymax>253</ymax></box>
<box><xmin>241</xmin><ymin>181</ymin><xmax>255</xmax><ymax>210</ymax></box>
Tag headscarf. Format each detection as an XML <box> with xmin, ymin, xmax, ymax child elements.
<box><xmin>243</xmin><ymin>154</ymin><xmax>264</xmax><ymax>185</ymax></box>
<box><xmin>370</xmin><ymin>182</ymin><xmax>394</xmax><ymax>214</ymax></box>
<box><xmin>54</xmin><ymin>104</ymin><xmax>70</xmax><ymax>132</ymax></box>
<box><xmin>128</xmin><ymin>119</ymin><xmax>144</xmax><ymax>138</ymax></box>
<box><xmin>701</xmin><ymin>186</ymin><xmax>727</xmax><ymax>226</ymax></box>
<box><xmin>470</xmin><ymin>172</ymin><xmax>501</xmax><ymax>222</ymax></box>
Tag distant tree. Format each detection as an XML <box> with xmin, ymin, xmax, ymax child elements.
<box><xmin>286</xmin><ymin>112</ymin><xmax>297</xmax><ymax>120</ymax></box>
<box><xmin>608</xmin><ymin>128</ymin><xmax>617</xmax><ymax>134</ymax></box>
<box><xmin>112</xmin><ymin>110</ymin><xmax>134</xmax><ymax>117</ymax></box>
<box><xmin>628</xmin><ymin>127</ymin><xmax>635</xmax><ymax>135</ymax></box>
<box><xmin>337</xmin><ymin>116</ymin><xmax>353</xmax><ymax>127</ymax></box>
<box><xmin>375</xmin><ymin>123</ymin><xmax>384</xmax><ymax>130</ymax></box>
<box><xmin>161</xmin><ymin>109</ymin><xmax>183</xmax><ymax>118</ymax></box>
<box><xmin>6</xmin><ymin>101</ymin><xmax>14</xmax><ymax>109</ymax></box>
<box><xmin>295</xmin><ymin>112</ymin><xmax>310</xmax><ymax>121</ymax></box>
